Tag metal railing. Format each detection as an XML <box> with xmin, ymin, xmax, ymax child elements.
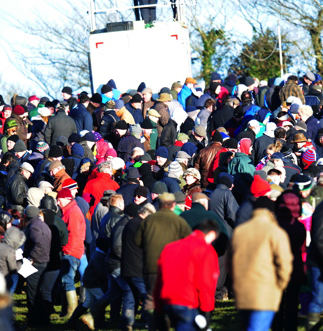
<box><xmin>89</xmin><ymin>0</ymin><xmax>196</xmax><ymax>31</ymax></box>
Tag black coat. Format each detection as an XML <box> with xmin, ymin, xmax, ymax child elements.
<box><xmin>6</xmin><ymin>172</ymin><xmax>28</xmax><ymax>210</ymax></box>
<box><xmin>105</xmin><ymin>214</ymin><xmax>131</xmax><ymax>273</ymax></box>
<box><xmin>121</xmin><ymin>216</ymin><xmax>144</xmax><ymax>277</ymax></box>
<box><xmin>253</xmin><ymin>134</ymin><xmax>275</xmax><ymax>165</ymax></box>
<box><xmin>160</xmin><ymin>119</ymin><xmax>177</xmax><ymax>147</ymax></box>
<box><xmin>208</xmin><ymin>105</ymin><xmax>234</xmax><ymax>134</ymax></box>
<box><xmin>308</xmin><ymin>200</ymin><xmax>323</xmax><ymax>271</ymax></box>
<box><xmin>98</xmin><ymin>206</ymin><xmax>124</xmax><ymax>239</ymax></box>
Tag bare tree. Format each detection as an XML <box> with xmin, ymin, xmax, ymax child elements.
<box><xmin>7</xmin><ymin>0</ymin><xmax>134</xmax><ymax>98</ymax></box>
<box><xmin>236</xmin><ymin>0</ymin><xmax>323</xmax><ymax>73</ymax></box>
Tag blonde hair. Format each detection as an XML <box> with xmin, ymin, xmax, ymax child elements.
<box><xmin>267</xmin><ymin>140</ymin><xmax>283</xmax><ymax>153</ymax></box>
<box><xmin>298</xmin><ymin>105</ymin><xmax>313</xmax><ymax>117</ymax></box>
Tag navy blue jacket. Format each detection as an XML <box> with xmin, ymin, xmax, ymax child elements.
<box><xmin>161</xmin><ymin>175</ymin><xmax>181</xmax><ymax>193</ymax></box>
<box><xmin>70</xmin><ymin>103</ymin><xmax>93</xmax><ymax>133</ymax></box>
<box><xmin>125</xmin><ymin>103</ymin><xmax>143</xmax><ymax>124</ymax></box>
<box><xmin>117</xmin><ymin>135</ymin><xmax>145</xmax><ymax>162</ymax></box>
<box><xmin>117</xmin><ymin>183</ymin><xmax>140</xmax><ymax>206</ymax></box>
<box><xmin>306</xmin><ymin>116</ymin><xmax>322</xmax><ymax>142</ymax></box>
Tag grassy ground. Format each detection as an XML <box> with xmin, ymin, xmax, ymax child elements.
<box><xmin>13</xmin><ymin>293</ymin><xmax>312</xmax><ymax>331</ymax></box>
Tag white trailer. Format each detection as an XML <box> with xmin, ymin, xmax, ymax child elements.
<box><xmin>88</xmin><ymin>1</ymin><xmax>193</xmax><ymax>93</ymax></box>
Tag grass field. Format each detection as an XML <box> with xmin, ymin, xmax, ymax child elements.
<box><xmin>13</xmin><ymin>294</ymin><xmax>311</xmax><ymax>331</ymax></box>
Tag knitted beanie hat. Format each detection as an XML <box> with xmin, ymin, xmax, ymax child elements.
<box><xmin>155</xmin><ymin>147</ymin><xmax>168</xmax><ymax>159</ymax></box>
<box><xmin>302</xmin><ymin>149</ymin><xmax>316</xmax><ymax>169</ymax></box>
<box><xmin>250</xmin><ymin>175</ymin><xmax>271</xmax><ymax>197</ymax></box>
<box><xmin>302</xmin><ymin>149</ymin><xmax>316</xmax><ymax>162</ymax></box>
<box><xmin>168</xmin><ymin>161</ymin><xmax>183</xmax><ymax>178</ymax></box>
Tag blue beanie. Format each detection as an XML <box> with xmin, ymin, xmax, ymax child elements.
<box><xmin>181</xmin><ymin>142</ymin><xmax>198</xmax><ymax>157</ymax></box>
<box><xmin>155</xmin><ymin>147</ymin><xmax>168</xmax><ymax>159</ymax></box>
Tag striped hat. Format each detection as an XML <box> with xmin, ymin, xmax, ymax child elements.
<box><xmin>302</xmin><ymin>149</ymin><xmax>316</xmax><ymax>162</ymax></box>
<box><xmin>62</xmin><ymin>178</ymin><xmax>78</xmax><ymax>190</ymax></box>
<box><xmin>168</xmin><ymin>161</ymin><xmax>183</xmax><ymax>177</ymax></box>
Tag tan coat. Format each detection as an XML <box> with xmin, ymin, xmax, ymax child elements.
<box><xmin>230</xmin><ymin>209</ymin><xmax>293</xmax><ymax>311</ymax></box>
<box><xmin>116</xmin><ymin>107</ymin><xmax>135</xmax><ymax>125</ymax></box>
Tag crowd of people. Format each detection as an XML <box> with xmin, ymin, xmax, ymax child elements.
<box><xmin>0</xmin><ymin>71</ymin><xmax>322</xmax><ymax>331</ymax></box>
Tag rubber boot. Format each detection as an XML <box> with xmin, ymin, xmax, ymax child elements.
<box><xmin>81</xmin><ymin>313</ymin><xmax>95</xmax><ymax>330</ymax></box>
<box><xmin>307</xmin><ymin>313</ymin><xmax>321</xmax><ymax>331</ymax></box>
<box><xmin>78</xmin><ymin>285</ymin><xmax>86</xmax><ymax>304</ymax></box>
<box><xmin>67</xmin><ymin>304</ymin><xmax>88</xmax><ymax>329</ymax></box>
<box><xmin>61</xmin><ymin>290</ymin><xmax>78</xmax><ymax>319</ymax></box>
<box><xmin>90</xmin><ymin>295</ymin><xmax>110</xmax><ymax>320</ymax></box>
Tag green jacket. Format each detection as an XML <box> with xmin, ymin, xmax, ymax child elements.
<box><xmin>180</xmin><ymin>203</ymin><xmax>229</xmax><ymax>256</ymax></box>
<box><xmin>150</xmin><ymin>120</ymin><xmax>158</xmax><ymax>150</ymax></box>
<box><xmin>135</xmin><ymin>209</ymin><xmax>191</xmax><ymax>274</ymax></box>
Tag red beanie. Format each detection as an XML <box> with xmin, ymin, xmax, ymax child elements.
<box><xmin>13</xmin><ymin>105</ymin><xmax>25</xmax><ymax>115</ymax></box>
<box><xmin>57</xmin><ymin>187</ymin><xmax>73</xmax><ymax>200</ymax></box>
<box><xmin>250</xmin><ymin>175</ymin><xmax>271</xmax><ymax>197</ymax></box>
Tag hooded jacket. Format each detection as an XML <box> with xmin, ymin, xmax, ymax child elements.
<box><xmin>0</xmin><ymin>227</ymin><xmax>25</xmax><ymax>286</ymax></box>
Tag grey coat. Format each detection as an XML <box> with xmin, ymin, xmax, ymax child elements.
<box><xmin>44</xmin><ymin>110</ymin><xmax>77</xmax><ymax>146</ymax></box>
<box><xmin>0</xmin><ymin>227</ymin><xmax>25</xmax><ymax>284</ymax></box>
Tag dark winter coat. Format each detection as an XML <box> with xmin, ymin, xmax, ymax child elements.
<box><xmin>180</xmin><ymin>202</ymin><xmax>229</xmax><ymax>256</ymax></box>
<box><xmin>98</xmin><ymin>206</ymin><xmax>124</xmax><ymax>240</ymax></box>
<box><xmin>208</xmin><ymin>105</ymin><xmax>234</xmax><ymax>135</ymax></box>
<box><xmin>235</xmin><ymin>195</ymin><xmax>255</xmax><ymax>226</ymax></box>
<box><xmin>117</xmin><ymin>135</ymin><xmax>145</xmax><ymax>162</ymax></box>
<box><xmin>99</xmin><ymin>110</ymin><xmax>119</xmax><ymax>139</ymax></box>
<box><xmin>121</xmin><ymin>216</ymin><xmax>144</xmax><ymax>278</ymax></box>
<box><xmin>116</xmin><ymin>182</ymin><xmax>140</xmax><ymax>206</ymax></box>
<box><xmin>69</xmin><ymin>103</ymin><xmax>93</xmax><ymax>134</ymax></box>
<box><xmin>134</xmin><ymin>209</ymin><xmax>191</xmax><ymax>274</ymax></box>
<box><xmin>305</xmin><ymin>116</ymin><xmax>322</xmax><ymax>141</ymax></box>
<box><xmin>308</xmin><ymin>200</ymin><xmax>323</xmax><ymax>270</ymax></box>
<box><xmin>161</xmin><ymin>175</ymin><xmax>181</xmax><ymax>193</ymax></box>
<box><xmin>24</xmin><ymin>216</ymin><xmax>52</xmax><ymax>264</ymax></box>
<box><xmin>44</xmin><ymin>110</ymin><xmax>77</xmax><ymax>146</ymax></box>
<box><xmin>42</xmin><ymin>209</ymin><xmax>68</xmax><ymax>271</ymax></box>
<box><xmin>6</xmin><ymin>172</ymin><xmax>28</xmax><ymax>211</ymax></box>
<box><xmin>105</xmin><ymin>214</ymin><xmax>131</xmax><ymax>272</ymax></box>
<box><xmin>139</xmin><ymin>163</ymin><xmax>156</xmax><ymax>189</ymax></box>
<box><xmin>209</xmin><ymin>184</ymin><xmax>239</xmax><ymax>234</ymax></box>
<box><xmin>253</xmin><ymin>133</ymin><xmax>275</xmax><ymax>165</ymax></box>
<box><xmin>160</xmin><ymin>119</ymin><xmax>177</xmax><ymax>148</ymax></box>
<box><xmin>125</xmin><ymin>103</ymin><xmax>143</xmax><ymax>124</ymax></box>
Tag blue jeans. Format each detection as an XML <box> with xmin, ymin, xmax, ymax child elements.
<box><xmin>109</xmin><ymin>269</ymin><xmax>135</xmax><ymax>326</ymax></box>
<box><xmin>239</xmin><ymin>310</ymin><xmax>275</xmax><ymax>331</ymax></box>
<box><xmin>78</xmin><ymin>254</ymin><xmax>88</xmax><ymax>284</ymax></box>
<box><xmin>61</xmin><ymin>255</ymin><xmax>80</xmax><ymax>292</ymax></box>
<box><xmin>308</xmin><ymin>266</ymin><xmax>323</xmax><ymax>313</ymax></box>
<box><xmin>164</xmin><ymin>305</ymin><xmax>198</xmax><ymax>331</ymax></box>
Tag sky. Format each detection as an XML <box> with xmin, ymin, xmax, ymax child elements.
<box><xmin>0</xmin><ymin>0</ymin><xmax>255</xmax><ymax>101</ymax></box>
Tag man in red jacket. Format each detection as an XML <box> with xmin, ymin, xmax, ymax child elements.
<box><xmin>83</xmin><ymin>161</ymin><xmax>119</xmax><ymax>217</ymax></box>
<box><xmin>154</xmin><ymin>219</ymin><xmax>220</xmax><ymax>330</ymax></box>
<box><xmin>57</xmin><ymin>188</ymin><xmax>86</xmax><ymax>318</ymax></box>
